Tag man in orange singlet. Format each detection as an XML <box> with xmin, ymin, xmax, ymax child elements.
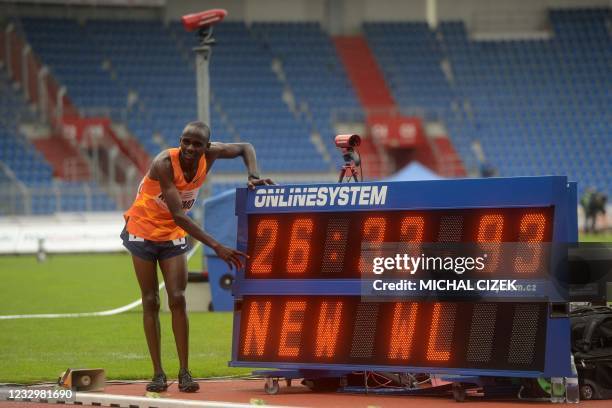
<box><xmin>121</xmin><ymin>121</ymin><xmax>273</xmax><ymax>392</ymax></box>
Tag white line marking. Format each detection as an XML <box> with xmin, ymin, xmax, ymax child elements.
<box><xmin>0</xmin><ymin>242</ymin><xmax>201</xmax><ymax>320</ymax></box>
<box><xmin>0</xmin><ymin>390</ymin><xmax>297</xmax><ymax>408</ymax></box>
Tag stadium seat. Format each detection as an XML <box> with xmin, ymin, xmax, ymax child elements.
<box><xmin>364</xmin><ymin>8</ymin><xmax>611</xmax><ymax>197</ymax></box>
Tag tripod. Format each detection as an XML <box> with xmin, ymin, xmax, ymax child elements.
<box><xmin>337</xmin><ymin>149</ymin><xmax>362</xmax><ymax>183</ymax></box>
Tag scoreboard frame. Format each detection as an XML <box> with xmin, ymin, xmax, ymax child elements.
<box><xmin>229</xmin><ymin>176</ymin><xmax>577</xmax><ymax>379</ymax></box>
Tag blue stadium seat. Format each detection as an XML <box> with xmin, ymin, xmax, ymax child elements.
<box><xmin>0</xmin><ymin>66</ymin><xmax>118</xmax><ymax>214</ymax></box>
<box><xmin>364</xmin><ymin>8</ymin><xmax>611</xmax><ymax>197</ymax></box>
<box><xmin>21</xmin><ymin>18</ymin><xmax>333</xmax><ymax>173</ymax></box>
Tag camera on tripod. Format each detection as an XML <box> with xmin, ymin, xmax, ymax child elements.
<box><xmin>335</xmin><ymin>134</ymin><xmax>362</xmax><ymax>183</ymax></box>
<box><xmin>335</xmin><ymin>134</ymin><xmax>361</xmax><ymax>149</ymax></box>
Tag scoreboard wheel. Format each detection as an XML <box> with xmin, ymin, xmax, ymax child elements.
<box><xmin>580</xmin><ymin>384</ymin><xmax>594</xmax><ymax>400</ymax></box>
<box><xmin>264</xmin><ymin>378</ymin><xmax>279</xmax><ymax>395</ymax></box>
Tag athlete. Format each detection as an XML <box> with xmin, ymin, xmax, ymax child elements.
<box><xmin>121</xmin><ymin>121</ymin><xmax>273</xmax><ymax>392</ymax></box>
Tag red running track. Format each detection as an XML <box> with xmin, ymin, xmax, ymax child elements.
<box><xmin>3</xmin><ymin>379</ymin><xmax>610</xmax><ymax>408</ymax></box>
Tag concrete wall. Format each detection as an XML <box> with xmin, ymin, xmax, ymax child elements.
<box><xmin>1</xmin><ymin>0</ymin><xmax>608</xmax><ymax>31</ymax></box>
<box><xmin>0</xmin><ymin>1</ymin><xmax>162</xmax><ymax>20</ymax></box>
<box><xmin>163</xmin><ymin>0</ymin><xmax>608</xmax><ymax>32</ymax></box>
<box><xmin>438</xmin><ymin>0</ymin><xmax>610</xmax><ymax>33</ymax></box>
<box><xmin>340</xmin><ymin>0</ymin><xmax>426</xmax><ymax>34</ymax></box>
<box><xmin>244</xmin><ymin>0</ymin><xmax>325</xmax><ymax>22</ymax></box>
<box><xmin>163</xmin><ymin>0</ymin><xmax>326</xmax><ymax>22</ymax></box>
<box><xmin>163</xmin><ymin>0</ymin><xmax>246</xmax><ymax>21</ymax></box>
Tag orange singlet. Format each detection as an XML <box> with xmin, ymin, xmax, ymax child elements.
<box><xmin>124</xmin><ymin>148</ymin><xmax>207</xmax><ymax>241</ymax></box>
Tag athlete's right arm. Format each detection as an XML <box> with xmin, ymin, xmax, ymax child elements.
<box><xmin>151</xmin><ymin>157</ymin><xmax>247</xmax><ymax>270</ymax></box>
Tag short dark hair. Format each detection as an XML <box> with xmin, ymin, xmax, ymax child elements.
<box><xmin>181</xmin><ymin>121</ymin><xmax>211</xmax><ymax>142</ymax></box>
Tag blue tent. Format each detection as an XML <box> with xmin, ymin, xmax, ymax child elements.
<box><xmin>202</xmin><ymin>190</ymin><xmax>238</xmax><ymax>311</ymax></box>
<box><xmin>386</xmin><ymin>161</ymin><xmax>443</xmax><ymax>181</ymax></box>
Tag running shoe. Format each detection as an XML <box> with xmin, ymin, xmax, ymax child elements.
<box><xmin>178</xmin><ymin>368</ymin><xmax>199</xmax><ymax>392</ymax></box>
<box><xmin>146</xmin><ymin>373</ymin><xmax>168</xmax><ymax>392</ymax></box>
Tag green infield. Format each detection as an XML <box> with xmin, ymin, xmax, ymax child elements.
<box><xmin>0</xmin><ymin>248</ymin><xmax>248</xmax><ymax>383</ymax></box>
<box><xmin>0</xmin><ymin>253</ymin><xmax>139</xmax><ymax>314</ymax></box>
<box><xmin>578</xmin><ymin>232</ymin><xmax>612</xmax><ymax>243</ymax></box>
<box><xmin>0</xmin><ymin>247</ymin><xmax>205</xmax><ymax>315</ymax></box>
<box><xmin>0</xmin><ymin>311</ymin><xmax>249</xmax><ymax>383</ymax></box>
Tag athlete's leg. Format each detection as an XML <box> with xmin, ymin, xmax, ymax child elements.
<box><xmin>132</xmin><ymin>255</ymin><xmax>164</xmax><ymax>376</ymax></box>
<box><xmin>158</xmin><ymin>254</ymin><xmax>189</xmax><ymax>370</ymax></box>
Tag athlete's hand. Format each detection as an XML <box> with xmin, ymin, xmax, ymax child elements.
<box><xmin>214</xmin><ymin>244</ymin><xmax>249</xmax><ymax>270</ymax></box>
<box><xmin>247</xmin><ymin>177</ymin><xmax>275</xmax><ymax>190</ymax></box>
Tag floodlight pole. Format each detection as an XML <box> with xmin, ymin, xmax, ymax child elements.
<box><xmin>194</xmin><ymin>26</ymin><xmax>215</xmax><ymax>126</ymax></box>
<box><xmin>191</xmin><ymin>25</ymin><xmax>216</xmax><ymax>267</ymax></box>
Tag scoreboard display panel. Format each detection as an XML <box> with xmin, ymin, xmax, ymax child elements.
<box><xmin>230</xmin><ymin>176</ymin><xmax>577</xmax><ymax>378</ymax></box>
<box><xmin>245</xmin><ymin>207</ymin><xmax>554</xmax><ymax>279</ymax></box>
<box><xmin>238</xmin><ymin>297</ymin><xmax>547</xmax><ymax>371</ymax></box>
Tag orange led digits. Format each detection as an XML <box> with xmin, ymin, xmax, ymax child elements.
<box><xmin>518</xmin><ymin>212</ymin><xmax>546</xmax><ymax>242</ymax></box>
<box><xmin>477</xmin><ymin>214</ymin><xmax>504</xmax><ymax>242</ymax></box>
<box><xmin>321</xmin><ymin>218</ymin><xmax>349</xmax><ymax>274</ymax></box>
<box><xmin>400</xmin><ymin>216</ymin><xmax>425</xmax><ymax>242</ymax></box>
<box><xmin>315</xmin><ymin>301</ymin><xmax>343</xmax><ymax>358</ymax></box>
<box><xmin>363</xmin><ymin>217</ymin><xmax>387</xmax><ymax>242</ymax></box>
<box><xmin>242</xmin><ymin>301</ymin><xmax>272</xmax><ymax>356</ymax></box>
<box><xmin>399</xmin><ymin>216</ymin><xmax>425</xmax><ymax>264</ymax></box>
<box><xmin>286</xmin><ymin>218</ymin><xmax>314</xmax><ymax>273</ymax></box>
<box><xmin>278</xmin><ymin>301</ymin><xmax>307</xmax><ymax>357</ymax></box>
<box><xmin>250</xmin><ymin>219</ymin><xmax>279</xmax><ymax>274</ymax></box>
<box><xmin>388</xmin><ymin>302</ymin><xmax>419</xmax><ymax>360</ymax></box>
<box><xmin>426</xmin><ymin>303</ymin><xmax>456</xmax><ymax>362</ymax></box>
<box><xmin>514</xmin><ymin>212</ymin><xmax>546</xmax><ymax>273</ymax></box>
<box><xmin>476</xmin><ymin>214</ymin><xmax>504</xmax><ymax>272</ymax></box>
<box><xmin>359</xmin><ymin>217</ymin><xmax>387</xmax><ymax>274</ymax></box>
<box><xmin>237</xmin><ymin>297</ymin><xmax>548</xmax><ymax>371</ymax></box>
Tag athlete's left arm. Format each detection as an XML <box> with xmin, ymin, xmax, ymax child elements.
<box><xmin>206</xmin><ymin>142</ymin><xmax>275</xmax><ymax>189</ymax></box>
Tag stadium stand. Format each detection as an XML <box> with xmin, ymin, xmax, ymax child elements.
<box><xmin>175</xmin><ymin>21</ymin><xmax>332</xmax><ymax>173</ymax></box>
<box><xmin>20</xmin><ymin>18</ymin><xmax>332</xmax><ymax>173</ymax></box>
<box><xmin>0</xmin><ymin>68</ymin><xmax>55</xmax><ymax>189</ymax></box>
<box><xmin>0</xmin><ymin>67</ymin><xmax>117</xmax><ymax>214</ymax></box>
<box><xmin>20</xmin><ymin>18</ymin><xmax>129</xmax><ymax>112</ymax></box>
<box><xmin>251</xmin><ymin>22</ymin><xmax>361</xmax><ymax>167</ymax></box>
<box><xmin>86</xmin><ymin>19</ymin><xmax>201</xmax><ymax>157</ymax></box>
<box><xmin>364</xmin><ymin>8</ymin><xmax>611</xmax><ymax>196</ymax></box>
<box><xmin>6</xmin><ymin>7</ymin><xmax>609</xmax><ymax>215</ymax></box>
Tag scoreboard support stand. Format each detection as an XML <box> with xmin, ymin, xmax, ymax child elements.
<box><xmin>254</xmin><ymin>369</ymin><xmax>524</xmax><ymax>401</ymax></box>
<box><xmin>253</xmin><ymin>369</ymin><xmax>351</xmax><ymax>395</ymax></box>
<box><xmin>250</xmin><ymin>369</ymin><xmax>562</xmax><ymax>400</ymax></box>
<box><xmin>232</xmin><ymin>177</ymin><xmax>579</xmax><ymax>402</ymax></box>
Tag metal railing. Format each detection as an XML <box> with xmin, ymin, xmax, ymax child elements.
<box><xmin>331</xmin><ymin>106</ymin><xmax>445</xmax><ymax>125</ymax></box>
<box><xmin>78</xmin><ymin>107</ymin><xmax>131</xmax><ymax>124</ymax></box>
<box><xmin>0</xmin><ymin>161</ymin><xmax>30</xmax><ymax>215</ymax></box>
<box><xmin>0</xmin><ymin>182</ymin><xmax>140</xmax><ymax>216</ymax></box>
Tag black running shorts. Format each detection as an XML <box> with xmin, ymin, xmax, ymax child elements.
<box><xmin>120</xmin><ymin>227</ymin><xmax>191</xmax><ymax>262</ymax></box>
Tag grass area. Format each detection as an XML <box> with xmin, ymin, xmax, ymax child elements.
<box><xmin>0</xmin><ymin>250</ymin><xmax>249</xmax><ymax>383</ymax></box>
<box><xmin>0</xmin><ymin>253</ymin><xmax>140</xmax><ymax>314</ymax></box>
<box><xmin>187</xmin><ymin>243</ymin><xmax>203</xmax><ymax>271</ymax></box>
<box><xmin>578</xmin><ymin>232</ymin><xmax>612</xmax><ymax>243</ymax></box>
<box><xmin>0</xmin><ymin>246</ymin><xmax>207</xmax><ymax>315</ymax></box>
<box><xmin>0</xmin><ymin>312</ymin><xmax>249</xmax><ymax>383</ymax></box>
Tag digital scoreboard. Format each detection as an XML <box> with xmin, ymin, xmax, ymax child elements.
<box><xmin>230</xmin><ymin>177</ymin><xmax>577</xmax><ymax>378</ymax></box>
<box><xmin>245</xmin><ymin>207</ymin><xmax>554</xmax><ymax>279</ymax></box>
<box><xmin>238</xmin><ymin>297</ymin><xmax>547</xmax><ymax>371</ymax></box>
